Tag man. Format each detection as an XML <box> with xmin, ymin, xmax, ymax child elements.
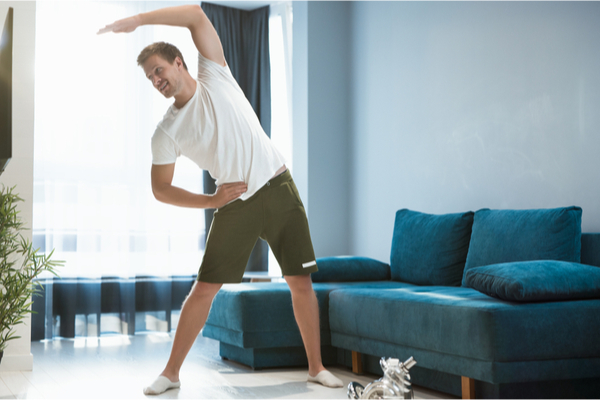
<box><xmin>98</xmin><ymin>4</ymin><xmax>343</xmax><ymax>395</ymax></box>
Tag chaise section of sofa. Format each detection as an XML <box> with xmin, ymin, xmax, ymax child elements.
<box><xmin>202</xmin><ymin>257</ymin><xmax>407</xmax><ymax>369</ymax></box>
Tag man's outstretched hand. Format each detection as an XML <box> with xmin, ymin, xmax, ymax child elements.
<box><xmin>97</xmin><ymin>14</ymin><xmax>142</xmax><ymax>35</ymax></box>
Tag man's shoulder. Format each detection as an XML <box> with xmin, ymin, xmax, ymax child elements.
<box><xmin>197</xmin><ymin>55</ymin><xmax>237</xmax><ymax>87</ymax></box>
<box><xmin>151</xmin><ymin>125</ymin><xmax>170</xmax><ymax>141</ymax></box>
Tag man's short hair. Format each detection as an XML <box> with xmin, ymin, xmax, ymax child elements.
<box><xmin>137</xmin><ymin>42</ymin><xmax>188</xmax><ymax>70</ymax></box>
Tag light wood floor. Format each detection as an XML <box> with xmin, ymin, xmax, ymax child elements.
<box><xmin>0</xmin><ymin>333</ymin><xmax>452</xmax><ymax>399</ymax></box>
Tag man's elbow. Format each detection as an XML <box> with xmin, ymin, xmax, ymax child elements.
<box><xmin>152</xmin><ymin>184</ymin><xmax>169</xmax><ymax>203</ymax></box>
<box><xmin>187</xmin><ymin>5</ymin><xmax>206</xmax><ymax>26</ymax></box>
<box><xmin>152</xmin><ymin>187</ymin><xmax>162</xmax><ymax>202</ymax></box>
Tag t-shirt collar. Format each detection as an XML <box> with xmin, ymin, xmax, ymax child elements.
<box><xmin>170</xmin><ymin>81</ymin><xmax>200</xmax><ymax>116</ymax></box>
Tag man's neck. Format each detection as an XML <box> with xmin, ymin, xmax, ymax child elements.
<box><xmin>173</xmin><ymin>76</ymin><xmax>197</xmax><ymax>109</ymax></box>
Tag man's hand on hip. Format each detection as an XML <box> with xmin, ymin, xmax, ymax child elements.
<box><xmin>212</xmin><ymin>182</ymin><xmax>248</xmax><ymax>209</ymax></box>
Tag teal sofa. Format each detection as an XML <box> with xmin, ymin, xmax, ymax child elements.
<box><xmin>203</xmin><ymin>207</ymin><xmax>600</xmax><ymax>398</ymax></box>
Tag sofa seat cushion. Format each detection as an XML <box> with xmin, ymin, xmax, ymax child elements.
<box><xmin>329</xmin><ymin>286</ymin><xmax>600</xmax><ymax>363</ymax></box>
<box><xmin>391</xmin><ymin>209</ymin><xmax>474</xmax><ymax>286</ymax></box>
<box><xmin>462</xmin><ymin>207</ymin><xmax>582</xmax><ymax>286</ymax></box>
<box><xmin>464</xmin><ymin>260</ymin><xmax>600</xmax><ymax>302</ymax></box>
<box><xmin>203</xmin><ymin>281</ymin><xmax>414</xmax><ymax>349</ymax></box>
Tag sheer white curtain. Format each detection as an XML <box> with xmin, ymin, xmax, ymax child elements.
<box><xmin>269</xmin><ymin>2</ymin><xmax>293</xmax><ymax>173</ymax></box>
<box><xmin>34</xmin><ymin>1</ymin><xmax>205</xmax><ymax>279</ymax></box>
<box><xmin>268</xmin><ymin>2</ymin><xmax>294</xmax><ymax>276</ymax></box>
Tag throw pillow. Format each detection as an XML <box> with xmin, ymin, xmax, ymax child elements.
<box><xmin>464</xmin><ymin>260</ymin><xmax>600</xmax><ymax>302</ymax></box>
<box><xmin>311</xmin><ymin>256</ymin><xmax>390</xmax><ymax>282</ymax></box>
<box><xmin>390</xmin><ymin>209</ymin><xmax>474</xmax><ymax>286</ymax></box>
<box><xmin>462</xmin><ymin>206</ymin><xmax>582</xmax><ymax>286</ymax></box>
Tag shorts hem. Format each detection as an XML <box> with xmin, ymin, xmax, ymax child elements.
<box><xmin>281</xmin><ymin>268</ymin><xmax>319</xmax><ymax>277</ymax></box>
<box><xmin>196</xmin><ymin>276</ymin><xmax>243</xmax><ymax>284</ymax></box>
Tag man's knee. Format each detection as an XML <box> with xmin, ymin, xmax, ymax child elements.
<box><xmin>285</xmin><ymin>274</ymin><xmax>315</xmax><ymax>296</ymax></box>
<box><xmin>184</xmin><ymin>281</ymin><xmax>222</xmax><ymax>304</ymax></box>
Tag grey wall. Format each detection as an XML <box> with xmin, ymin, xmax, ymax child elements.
<box><xmin>348</xmin><ymin>1</ymin><xmax>600</xmax><ymax>262</ymax></box>
<box><xmin>293</xmin><ymin>1</ymin><xmax>352</xmax><ymax>258</ymax></box>
<box><xmin>307</xmin><ymin>1</ymin><xmax>351</xmax><ymax>257</ymax></box>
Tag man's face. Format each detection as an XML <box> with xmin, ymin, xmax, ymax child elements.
<box><xmin>142</xmin><ymin>54</ymin><xmax>183</xmax><ymax>98</ymax></box>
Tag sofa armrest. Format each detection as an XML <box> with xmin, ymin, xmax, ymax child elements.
<box><xmin>311</xmin><ymin>256</ymin><xmax>391</xmax><ymax>282</ymax></box>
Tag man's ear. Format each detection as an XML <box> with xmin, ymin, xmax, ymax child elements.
<box><xmin>174</xmin><ymin>56</ymin><xmax>184</xmax><ymax>70</ymax></box>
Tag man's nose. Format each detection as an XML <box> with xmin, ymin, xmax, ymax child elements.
<box><xmin>153</xmin><ymin>76</ymin><xmax>161</xmax><ymax>88</ymax></box>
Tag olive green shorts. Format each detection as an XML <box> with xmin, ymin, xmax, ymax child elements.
<box><xmin>198</xmin><ymin>170</ymin><xmax>318</xmax><ymax>283</ymax></box>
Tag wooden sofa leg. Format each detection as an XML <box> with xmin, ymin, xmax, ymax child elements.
<box><xmin>461</xmin><ymin>376</ymin><xmax>475</xmax><ymax>399</ymax></box>
<box><xmin>352</xmin><ymin>351</ymin><xmax>363</xmax><ymax>374</ymax></box>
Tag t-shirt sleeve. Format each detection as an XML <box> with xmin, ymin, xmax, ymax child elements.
<box><xmin>197</xmin><ymin>52</ymin><xmax>238</xmax><ymax>88</ymax></box>
<box><xmin>197</xmin><ymin>52</ymin><xmax>222</xmax><ymax>78</ymax></box>
<box><xmin>151</xmin><ymin>128</ymin><xmax>180</xmax><ymax>165</ymax></box>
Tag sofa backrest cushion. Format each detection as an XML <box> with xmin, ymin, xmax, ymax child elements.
<box><xmin>582</xmin><ymin>233</ymin><xmax>600</xmax><ymax>268</ymax></box>
<box><xmin>390</xmin><ymin>209</ymin><xmax>474</xmax><ymax>286</ymax></box>
<box><xmin>464</xmin><ymin>260</ymin><xmax>600</xmax><ymax>302</ymax></box>
<box><xmin>312</xmin><ymin>256</ymin><xmax>391</xmax><ymax>282</ymax></box>
<box><xmin>462</xmin><ymin>206</ymin><xmax>582</xmax><ymax>286</ymax></box>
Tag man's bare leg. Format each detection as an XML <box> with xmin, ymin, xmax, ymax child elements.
<box><xmin>285</xmin><ymin>274</ymin><xmax>343</xmax><ymax>388</ymax></box>
<box><xmin>144</xmin><ymin>281</ymin><xmax>222</xmax><ymax>395</ymax></box>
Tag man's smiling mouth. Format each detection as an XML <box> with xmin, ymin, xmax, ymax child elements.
<box><xmin>160</xmin><ymin>81</ymin><xmax>168</xmax><ymax>92</ymax></box>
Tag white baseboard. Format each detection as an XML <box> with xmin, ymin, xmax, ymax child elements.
<box><xmin>0</xmin><ymin>353</ymin><xmax>34</xmax><ymax>371</ymax></box>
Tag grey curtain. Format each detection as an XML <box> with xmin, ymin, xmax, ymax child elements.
<box><xmin>201</xmin><ymin>2</ymin><xmax>271</xmax><ymax>272</ymax></box>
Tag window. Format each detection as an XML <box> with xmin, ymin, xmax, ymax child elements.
<box><xmin>268</xmin><ymin>2</ymin><xmax>294</xmax><ymax>276</ymax></box>
<box><xmin>269</xmin><ymin>3</ymin><xmax>293</xmax><ymax>172</ymax></box>
<box><xmin>34</xmin><ymin>1</ymin><xmax>294</xmax><ymax>279</ymax></box>
<box><xmin>34</xmin><ymin>1</ymin><xmax>204</xmax><ymax>278</ymax></box>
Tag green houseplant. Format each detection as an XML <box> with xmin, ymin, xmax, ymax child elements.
<box><xmin>0</xmin><ymin>185</ymin><xmax>61</xmax><ymax>362</ymax></box>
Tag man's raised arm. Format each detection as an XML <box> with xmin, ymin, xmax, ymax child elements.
<box><xmin>98</xmin><ymin>5</ymin><xmax>226</xmax><ymax>67</ymax></box>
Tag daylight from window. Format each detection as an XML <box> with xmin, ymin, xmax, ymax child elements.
<box><xmin>268</xmin><ymin>6</ymin><xmax>293</xmax><ymax>276</ymax></box>
<box><xmin>34</xmin><ymin>1</ymin><xmax>292</xmax><ymax>278</ymax></box>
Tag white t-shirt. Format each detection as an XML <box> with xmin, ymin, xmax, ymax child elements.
<box><xmin>151</xmin><ymin>53</ymin><xmax>285</xmax><ymax>200</ymax></box>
